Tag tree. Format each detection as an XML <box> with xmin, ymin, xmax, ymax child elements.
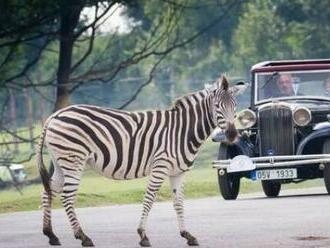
<box><xmin>276</xmin><ymin>0</ymin><xmax>330</xmax><ymax>58</ymax></box>
<box><xmin>0</xmin><ymin>0</ymin><xmax>243</xmax><ymax>162</ymax></box>
<box><xmin>231</xmin><ymin>0</ymin><xmax>330</xmax><ymax>76</ymax></box>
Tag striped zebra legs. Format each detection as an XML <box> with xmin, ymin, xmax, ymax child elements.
<box><xmin>42</xmin><ymin>162</ymin><xmax>62</xmax><ymax>246</ymax></box>
<box><xmin>60</xmin><ymin>161</ymin><xmax>94</xmax><ymax>247</ymax></box>
<box><xmin>170</xmin><ymin>173</ymin><xmax>199</xmax><ymax>246</ymax></box>
<box><xmin>42</xmin><ymin>189</ymin><xmax>61</xmax><ymax>245</ymax></box>
<box><xmin>137</xmin><ymin>165</ymin><xmax>168</xmax><ymax>247</ymax></box>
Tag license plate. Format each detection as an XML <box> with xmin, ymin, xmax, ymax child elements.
<box><xmin>252</xmin><ymin>168</ymin><xmax>297</xmax><ymax>181</ymax></box>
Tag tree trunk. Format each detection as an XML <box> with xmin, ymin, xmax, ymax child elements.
<box><xmin>36</xmin><ymin>71</ymin><xmax>45</xmax><ymax>125</ymax></box>
<box><xmin>23</xmin><ymin>85</ymin><xmax>34</xmax><ymax>149</ymax></box>
<box><xmin>54</xmin><ymin>1</ymin><xmax>83</xmax><ymax>111</ymax></box>
<box><xmin>9</xmin><ymin>89</ymin><xmax>19</xmax><ymax>152</ymax></box>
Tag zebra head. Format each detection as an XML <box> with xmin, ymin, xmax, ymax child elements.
<box><xmin>210</xmin><ymin>75</ymin><xmax>245</xmax><ymax>143</ymax></box>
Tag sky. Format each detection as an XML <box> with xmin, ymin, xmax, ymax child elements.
<box><xmin>81</xmin><ymin>3</ymin><xmax>137</xmax><ymax>34</ymax></box>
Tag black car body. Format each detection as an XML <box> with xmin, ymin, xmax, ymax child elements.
<box><xmin>213</xmin><ymin>59</ymin><xmax>330</xmax><ymax>199</ymax></box>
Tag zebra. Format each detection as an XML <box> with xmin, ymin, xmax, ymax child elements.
<box><xmin>36</xmin><ymin>75</ymin><xmax>244</xmax><ymax>247</ymax></box>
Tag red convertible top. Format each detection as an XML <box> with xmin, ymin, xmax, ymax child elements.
<box><xmin>251</xmin><ymin>59</ymin><xmax>330</xmax><ymax>73</ymax></box>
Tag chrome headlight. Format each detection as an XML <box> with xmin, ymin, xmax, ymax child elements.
<box><xmin>235</xmin><ymin>109</ymin><xmax>257</xmax><ymax>129</ymax></box>
<box><xmin>293</xmin><ymin>107</ymin><xmax>311</xmax><ymax>126</ymax></box>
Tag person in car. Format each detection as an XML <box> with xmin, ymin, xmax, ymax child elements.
<box><xmin>264</xmin><ymin>73</ymin><xmax>299</xmax><ymax>98</ymax></box>
<box><xmin>275</xmin><ymin>74</ymin><xmax>295</xmax><ymax>96</ymax></box>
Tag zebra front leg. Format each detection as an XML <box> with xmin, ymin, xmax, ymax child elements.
<box><xmin>60</xmin><ymin>166</ymin><xmax>94</xmax><ymax>247</ymax></box>
<box><xmin>170</xmin><ymin>173</ymin><xmax>199</xmax><ymax>246</ymax></box>
<box><xmin>42</xmin><ymin>189</ymin><xmax>61</xmax><ymax>245</ymax></box>
<box><xmin>137</xmin><ymin>166</ymin><xmax>168</xmax><ymax>247</ymax></box>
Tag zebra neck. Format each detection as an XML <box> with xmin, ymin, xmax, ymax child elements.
<box><xmin>173</xmin><ymin>90</ymin><xmax>216</xmax><ymax>152</ymax></box>
<box><xmin>192</xmin><ymin>90</ymin><xmax>216</xmax><ymax>143</ymax></box>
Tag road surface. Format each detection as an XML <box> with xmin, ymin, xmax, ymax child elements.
<box><xmin>1</xmin><ymin>187</ymin><xmax>330</xmax><ymax>248</ymax></box>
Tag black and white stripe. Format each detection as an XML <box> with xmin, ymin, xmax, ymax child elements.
<box><xmin>37</xmin><ymin>75</ymin><xmax>240</xmax><ymax>247</ymax></box>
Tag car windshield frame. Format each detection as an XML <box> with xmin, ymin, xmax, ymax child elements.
<box><xmin>254</xmin><ymin>69</ymin><xmax>330</xmax><ymax>105</ymax></box>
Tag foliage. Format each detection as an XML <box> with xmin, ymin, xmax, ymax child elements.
<box><xmin>1</xmin><ymin>0</ymin><xmax>330</xmax><ymax>166</ymax></box>
<box><xmin>231</xmin><ymin>0</ymin><xmax>330</xmax><ymax>74</ymax></box>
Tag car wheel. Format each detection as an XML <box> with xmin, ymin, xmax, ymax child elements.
<box><xmin>218</xmin><ymin>170</ymin><xmax>240</xmax><ymax>200</ymax></box>
<box><xmin>217</xmin><ymin>144</ymin><xmax>240</xmax><ymax>200</ymax></box>
<box><xmin>322</xmin><ymin>139</ymin><xmax>330</xmax><ymax>194</ymax></box>
<box><xmin>261</xmin><ymin>180</ymin><xmax>281</xmax><ymax>197</ymax></box>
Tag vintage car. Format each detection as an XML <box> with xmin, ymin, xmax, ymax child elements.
<box><xmin>213</xmin><ymin>59</ymin><xmax>330</xmax><ymax>200</ymax></box>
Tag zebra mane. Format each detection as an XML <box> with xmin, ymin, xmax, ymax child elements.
<box><xmin>170</xmin><ymin>89</ymin><xmax>209</xmax><ymax>110</ymax></box>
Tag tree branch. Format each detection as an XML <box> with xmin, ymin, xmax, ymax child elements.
<box><xmin>73</xmin><ymin>2</ymin><xmax>116</xmax><ymax>38</ymax></box>
<box><xmin>2</xmin><ymin>38</ymin><xmax>51</xmax><ymax>86</ymax></box>
<box><xmin>70</xmin><ymin>7</ymin><xmax>98</xmax><ymax>73</ymax></box>
<box><xmin>68</xmin><ymin>0</ymin><xmax>240</xmax><ymax>86</ymax></box>
<box><xmin>0</xmin><ymin>12</ymin><xmax>58</xmax><ymax>38</ymax></box>
<box><xmin>119</xmin><ymin>54</ymin><xmax>167</xmax><ymax>109</ymax></box>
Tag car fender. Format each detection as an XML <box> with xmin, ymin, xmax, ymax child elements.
<box><xmin>296</xmin><ymin>127</ymin><xmax>330</xmax><ymax>154</ymax></box>
<box><xmin>218</xmin><ymin>138</ymin><xmax>254</xmax><ymax>158</ymax></box>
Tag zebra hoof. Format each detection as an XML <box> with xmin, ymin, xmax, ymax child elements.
<box><xmin>43</xmin><ymin>228</ymin><xmax>61</xmax><ymax>246</ymax></box>
<box><xmin>49</xmin><ymin>237</ymin><xmax>61</xmax><ymax>246</ymax></box>
<box><xmin>137</xmin><ymin>228</ymin><xmax>151</xmax><ymax>247</ymax></box>
<box><xmin>139</xmin><ymin>237</ymin><xmax>151</xmax><ymax>247</ymax></box>
<box><xmin>187</xmin><ymin>238</ymin><xmax>199</xmax><ymax>246</ymax></box>
<box><xmin>180</xmin><ymin>231</ymin><xmax>199</xmax><ymax>246</ymax></box>
<box><xmin>81</xmin><ymin>238</ymin><xmax>94</xmax><ymax>247</ymax></box>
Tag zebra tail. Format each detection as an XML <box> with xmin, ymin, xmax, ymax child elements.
<box><xmin>36</xmin><ymin>118</ymin><xmax>52</xmax><ymax>194</ymax></box>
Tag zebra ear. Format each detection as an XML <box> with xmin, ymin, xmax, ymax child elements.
<box><xmin>229</xmin><ymin>81</ymin><xmax>249</xmax><ymax>96</ymax></box>
<box><xmin>219</xmin><ymin>75</ymin><xmax>229</xmax><ymax>91</ymax></box>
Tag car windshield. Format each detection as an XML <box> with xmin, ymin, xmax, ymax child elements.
<box><xmin>255</xmin><ymin>69</ymin><xmax>330</xmax><ymax>104</ymax></box>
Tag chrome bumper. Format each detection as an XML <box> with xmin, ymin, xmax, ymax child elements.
<box><xmin>213</xmin><ymin>154</ymin><xmax>330</xmax><ymax>172</ymax></box>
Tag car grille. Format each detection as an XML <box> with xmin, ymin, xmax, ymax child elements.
<box><xmin>259</xmin><ymin>105</ymin><xmax>294</xmax><ymax>156</ymax></box>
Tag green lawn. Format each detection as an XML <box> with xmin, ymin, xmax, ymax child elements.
<box><xmin>0</xmin><ymin>139</ymin><xmax>325</xmax><ymax>213</ymax></box>
<box><xmin>0</xmin><ymin>165</ymin><xmax>324</xmax><ymax>214</ymax></box>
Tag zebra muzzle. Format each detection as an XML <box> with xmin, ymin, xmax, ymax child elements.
<box><xmin>225</xmin><ymin>122</ymin><xmax>238</xmax><ymax>143</ymax></box>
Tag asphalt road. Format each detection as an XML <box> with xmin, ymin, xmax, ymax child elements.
<box><xmin>1</xmin><ymin>187</ymin><xmax>330</xmax><ymax>248</ymax></box>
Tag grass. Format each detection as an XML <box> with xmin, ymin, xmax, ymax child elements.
<box><xmin>0</xmin><ymin>167</ymin><xmax>216</xmax><ymax>213</ymax></box>
<box><xmin>0</xmin><ymin>139</ymin><xmax>326</xmax><ymax>214</ymax></box>
<box><xmin>0</xmin><ymin>165</ymin><xmax>325</xmax><ymax>214</ymax></box>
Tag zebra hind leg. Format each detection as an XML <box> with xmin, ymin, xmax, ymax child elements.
<box><xmin>42</xmin><ymin>189</ymin><xmax>61</xmax><ymax>245</ymax></box>
<box><xmin>42</xmin><ymin>161</ymin><xmax>63</xmax><ymax>245</ymax></box>
<box><xmin>60</xmin><ymin>163</ymin><xmax>94</xmax><ymax>247</ymax></box>
<box><xmin>170</xmin><ymin>173</ymin><xmax>199</xmax><ymax>246</ymax></box>
<box><xmin>137</xmin><ymin>166</ymin><xmax>168</xmax><ymax>247</ymax></box>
